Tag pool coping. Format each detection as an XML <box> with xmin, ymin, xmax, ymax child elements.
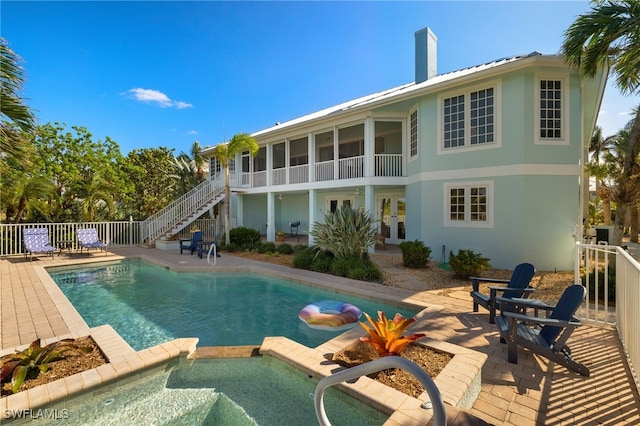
<box><xmin>1</xmin><ymin>255</ymin><xmax>486</xmax><ymax>423</ymax></box>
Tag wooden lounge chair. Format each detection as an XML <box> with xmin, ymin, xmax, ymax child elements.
<box><xmin>77</xmin><ymin>228</ymin><xmax>108</xmax><ymax>254</ymax></box>
<box><xmin>179</xmin><ymin>230</ymin><xmax>203</xmax><ymax>255</ymax></box>
<box><xmin>22</xmin><ymin>228</ymin><xmax>56</xmax><ymax>260</ymax></box>
<box><xmin>470</xmin><ymin>262</ymin><xmax>536</xmax><ymax>323</ymax></box>
<box><xmin>495</xmin><ymin>284</ymin><xmax>589</xmax><ymax>376</ymax></box>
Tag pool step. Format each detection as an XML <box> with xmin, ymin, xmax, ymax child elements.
<box><xmin>192</xmin><ymin>345</ymin><xmax>262</xmax><ymax>358</ymax></box>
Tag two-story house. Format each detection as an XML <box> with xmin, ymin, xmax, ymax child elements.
<box><xmin>200</xmin><ymin>27</ymin><xmax>606</xmax><ymax>271</ymax></box>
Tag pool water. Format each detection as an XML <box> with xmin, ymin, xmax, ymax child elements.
<box><xmin>49</xmin><ymin>259</ymin><xmax>417</xmax><ymax>350</ymax></box>
<box><xmin>11</xmin><ymin>357</ymin><xmax>387</xmax><ymax>425</ymax></box>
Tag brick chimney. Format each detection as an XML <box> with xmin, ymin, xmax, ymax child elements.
<box><xmin>415</xmin><ymin>27</ymin><xmax>437</xmax><ymax>83</ymax></box>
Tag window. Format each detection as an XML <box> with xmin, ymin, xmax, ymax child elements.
<box><xmin>444</xmin><ymin>181</ymin><xmax>493</xmax><ymax>228</ymax></box>
<box><xmin>410</xmin><ymin>110</ymin><xmax>418</xmax><ymax>157</ymax></box>
<box><xmin>536</xmin><ymin>78</ymin><xmax>567</xmax><ymax>143</ymax></box>
<box><xmin>440</xmin><ymin>83</ymin><xmax>499</xmax><ymax>152</ymax></box>
<box><xmin>470</xmin><ymin>88</ymin><xmax>494</xmax><ymax>145</ymax></box>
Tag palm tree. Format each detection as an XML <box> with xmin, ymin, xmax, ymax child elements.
<box><xmin>563</xmin><ymin>0</ymin><xmax>640</xmax><ymax>245</ymax></box>
<box><xmin>0</xmin><ymin>38</ymin><xmax>36</xmax><ymax>174</ymax></box>
<box><xmin>212</xmin><ymin>133</ymin><xmax>258</xmax><ymax>244</ymax></box>
<box><xmin>75</xmin><ymin>172</ymin><xmax>116</xmax><ymax>222</ymax></box>
<box><xmin>1</xmin><ymin>174</ymin><xmax>54</xmax><ymax>223</ymax></box>
<box><xmin>587</xmin><ymin>125</ymin><xmax>616</xmax><ymax>225</ymax></box>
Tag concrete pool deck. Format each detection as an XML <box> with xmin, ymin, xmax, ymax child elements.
<box><xmin>1</xmin><ymin>247</ymin><xmax>640</xmax><ymax>425</ymax></box>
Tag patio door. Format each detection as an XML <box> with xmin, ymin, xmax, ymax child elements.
<box><xmin>376</xmin><ymin>195</ymin><xmax>406</xmax><ymax>244</ymax></box>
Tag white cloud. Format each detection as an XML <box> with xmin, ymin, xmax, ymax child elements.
<box><xmin>128</xmin><ymin>88</ymin><xmax>192</xmax><ymax>109</ymax></box>
<box><xmin>187</xmin><ymin>130</ymin><xmax>198</xmax><ymax>135</ymax></box>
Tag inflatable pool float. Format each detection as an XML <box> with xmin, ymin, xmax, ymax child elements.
<box><xmin>298</xmin><ymin>300</ymin><xmax>362</xmax><ymax>331</ymax></box>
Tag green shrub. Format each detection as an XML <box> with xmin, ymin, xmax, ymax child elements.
<box><xmin>229</xmin><ymin>227</ymin><xmax>261</xmax><ymax>246</ymax></box>
<box><xmin>277</xmin><ymin>243</ymin><xmax>294</xmax><ymax>255</ymax></box>
<box><xmin>311</xmin><ymin>250</ymin><xmax>334</xmax><ymax>273</ymax></box>
<box><xmin>293</xmin><ymin>247</ymin><xmax>317</xmax><ymax>269</ymax></box>
<box><xmin>581</xmin><ymin>264</ymin><xmax>616</xmax><ymax>302</ymax></box>
<box><xmin>219</xmin><ymin>242</ymin><xmax>238</xmax><ymax>253</ymax></box>
<box><xmin>256</xmin><ymin>242</ymin><xmax>277</xmax><ymax>253</ymax></box>
<box><xmin>399</xmin><ymin>240</ymin><xmax>432</xmax><ymax>268</ymax></box>
<box><xmin>449</xmin><ymin>249</ymin><xmax>491</xmax><ymax>278</ymax></box>
<box><xmin>293</xmin><ymin>244</ymin><xmax>307</xmax><ymax>253</ymax></box>
<box><xmin>347</xmin><ymin>263</ymin><xmax>382</xmax><ymax>282</ymax></box>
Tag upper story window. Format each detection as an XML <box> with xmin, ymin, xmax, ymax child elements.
<box><xmin>410</xmin><ymin>110</ymin><xmax>418</xmax><ymax>157</ymax></box>
<box><xmin>444</xmin><ymin>181</ymin><xmax>494</xmax><ymax>228</ymax></box>
<box><xmin>440</xmin><ymin>82</ymin><xmax>500</xmax><ymax>153</ymax></box>
<box><xmin>536</xmin><ymin>77</ymin><xmax>568</xmax><ymax>144</ymax></box>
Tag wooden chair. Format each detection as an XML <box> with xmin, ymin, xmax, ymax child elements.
<box><xmin>495</xmin><ymin>284</ymin><xmax>589</xmax><ymax>376</ymax></box>
<box><xmin>375</xmin><ymin>233</ymin><xmax>386</xmax><ymax>250</ymax></box>
<box><xmin>470</xmin><ymin>262</ymin><xmax>535</xmax><ymax>323</ymax></box>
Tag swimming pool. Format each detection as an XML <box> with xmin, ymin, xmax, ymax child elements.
<box><xmin>49</xmin><ymin>259</ymin><xmax>417</xmax><ymax>350</ymax></box>
<box><xmin>15</xmin><ymin>356</ymin><xmax>387</xmax><ymax>425</ymax></box>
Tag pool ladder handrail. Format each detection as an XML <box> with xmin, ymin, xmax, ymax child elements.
<box><xmin>314</xmin><ymin>355</ymin><xmax>446</xmax><ymax>426</ymax></box>
<box><xmin>207</xmin><ymin>242</ymin><xmax>217</xmax><ymax>265</ymax></box>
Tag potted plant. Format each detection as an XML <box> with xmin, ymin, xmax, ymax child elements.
<box><xmin>276</xmin><ymin>230</ymin><xmax>285</xmax><ymax>242</ymax></box>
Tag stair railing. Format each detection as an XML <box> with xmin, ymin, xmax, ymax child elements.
<box><xmin>314</xmin><ymin>356</ymin><xmax>446</xmax><ymax>426</ymax></box>
<box><xmin>141</xmin><ymin>174</ymin><xmax>225</xmax><ymax>244</ymax></box>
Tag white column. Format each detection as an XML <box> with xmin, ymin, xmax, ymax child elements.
<box><xmin>365</xmin><ymin>185</ymin><xmax>375</xmax><ymax>253</ymax></box>
<box><xmin>266</xmin><ymin>144</ymin><xmax>272</xmax><ymax>186</ymax></box>
<box><xmin>308</xmin><ymin>132</ymin><xmax>315</xmax><ymax>182</ymax></box>
<box><xmin>308</xmin><ymin>189</ymin><xmax>317</xmax><ymax>246</ymax></box>
<box><xmin>236</xmin><ymin>194</ymin><xmax>243</xmax><ymax>228</ymax></box>
<box><xmin>333</xmin><ymin>127</ymin><xmax>339</xmax><ymax>180</ymax></box>
<box><xmin>267</xmin><ymin>192</ymin><xmax>275</xmax><ymax>241</ymax></box>
<box><xmin>364</xmin><ymin>117</ymin><xmax>374</xmax><ymax>177</ymax></box>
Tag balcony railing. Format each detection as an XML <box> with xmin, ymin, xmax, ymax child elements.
<box><xmin>375</xmin><ymin>154</ymin><xmax>403</xmax><ymax>177</ymax></box>
<box><xmin>315</xmin><ymin>160</ymin><xmax>334</xmax><ymax>182</ymax></box>
<box><xmin>289</xmin><ymin>164</ymin><xmax>309</xmax><ymax>184</ymax></box>
<box><xmin>338</xmin><ymin>155</ymin><xmax>364</xmax><ymax>179</ymax></box>
<box><xmin>272</xmin><ymin>168</ymin><xmax>287</xmax><ymax>186</ymax></box>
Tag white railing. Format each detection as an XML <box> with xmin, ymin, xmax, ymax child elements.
<box><xmin>375</xmin><ymin>154</ymin><xmax>403</xmax><ymax>177</ymax></box>
<box><xmin>253</xmin><ymin>170</ymin><xmax>267</xmax><ymax>187</ymax></box>
<box><xmin>315</xmin><ymin>160</ymin><xmax>334</xmax><ymax>182</ymax></box>
<box><xmin>289</xmin><ymin>164</ymin><xmax>309</xmax><ymax>184</ymax></box>
<box><xmin>272</xmin><ymin>168</ymin><xmax>287</xmax><ymax>185</ymax></box>
<box><xmin>140</xmin><ymin>174</ymin><xmax>225</xmax><ymax>243</ymax></box>
<box><xmin>575</xmin><ymin>242</ymin><xmax>640</xmax><ymax>394</ymax></box>
<box><xmin>241</xmin><ymin>172</ymin><xmax>251</xmax><ymax>186</ymax></box>
<box><xmin>0</xmin><ymin>221</ymin><xmax>141</xmax><ymax>256</ymax></box>
<box><xmin>338</xmin><ymin>155</ymin><xmax>364</xmax><ymax>179</ymax></box>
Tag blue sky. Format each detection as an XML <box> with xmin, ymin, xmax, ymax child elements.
<box><xmin>3</xmin><ymin>1</ymin><xmax>638</xmax><ymax>155</ymax></box>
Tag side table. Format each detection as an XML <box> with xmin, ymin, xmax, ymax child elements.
<box><xmin>56</xmin><ymin>240</ymin><xmax>74</xmax><ymax>256</ymax></box>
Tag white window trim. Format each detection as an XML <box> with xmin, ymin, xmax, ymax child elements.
<box><xmin>409</xmin><ymin>108</ymin><xmax>418</xmax><ymax>160</ymax></box>
<box><xmin>535</xmin><ymin>75</ymin><xmax>569</xmax><ymax>145</ymax></box>
<box><xmin>324</xmin><ymin>195</ymin><xmax>355</xmax><ymax>214</ymax></box>
<box><xmin>437</xmin><ymin>80</ymin><xmax>502</xmax><ymax>155</ymax></box>
<box><xmin>443</xmin><ymin>180</ymin><xmax>494</xmax><ymax>228</ymax></box>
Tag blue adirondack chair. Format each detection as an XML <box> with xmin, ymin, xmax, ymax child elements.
<box><xmin>470</xmin><ymin>262</ymin><xmax>536</xmax><ymax>323</ymax></box>
<box><xmin>495</xmin><ymin>284</ymin><xmax>589</xmax><ymax>376</ymax></box>
<box><xmin>179</xmin><ymin>231</ymin><xmax>203</xmax><ymax>255</ymax></box>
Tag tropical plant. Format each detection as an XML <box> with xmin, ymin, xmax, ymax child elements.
<box><xmin>0</xmin><ymin>38</ymin><xmax>36</xmax><ymax>175</ymax></box>
<box><xmin>563</xmin><ymin>0</ymin><xmax>640</xmax><ymax>245</ymax></box>
<box><xmin>359</xmin><ymin>311</ymin><xmax>426</xmax><ymax>357</ymax></box>
<box><xmin>212</xmin><ymin>133</ymin><xmax>259</xmax><ymax>244</ymax></box>
<box><xmin>310</xmin><ymin>205</ymin><xmax>378</xmax><ymax>260</ymax></box>
<box><xmin>0</xmin><ymin>338</ymin><xmax>83</xmax><ymax>394</ymax></box>
<box><xmin>449</xmin><ymin>249</ymin><xmax>491</xmax><ymax>278</ymax></box>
